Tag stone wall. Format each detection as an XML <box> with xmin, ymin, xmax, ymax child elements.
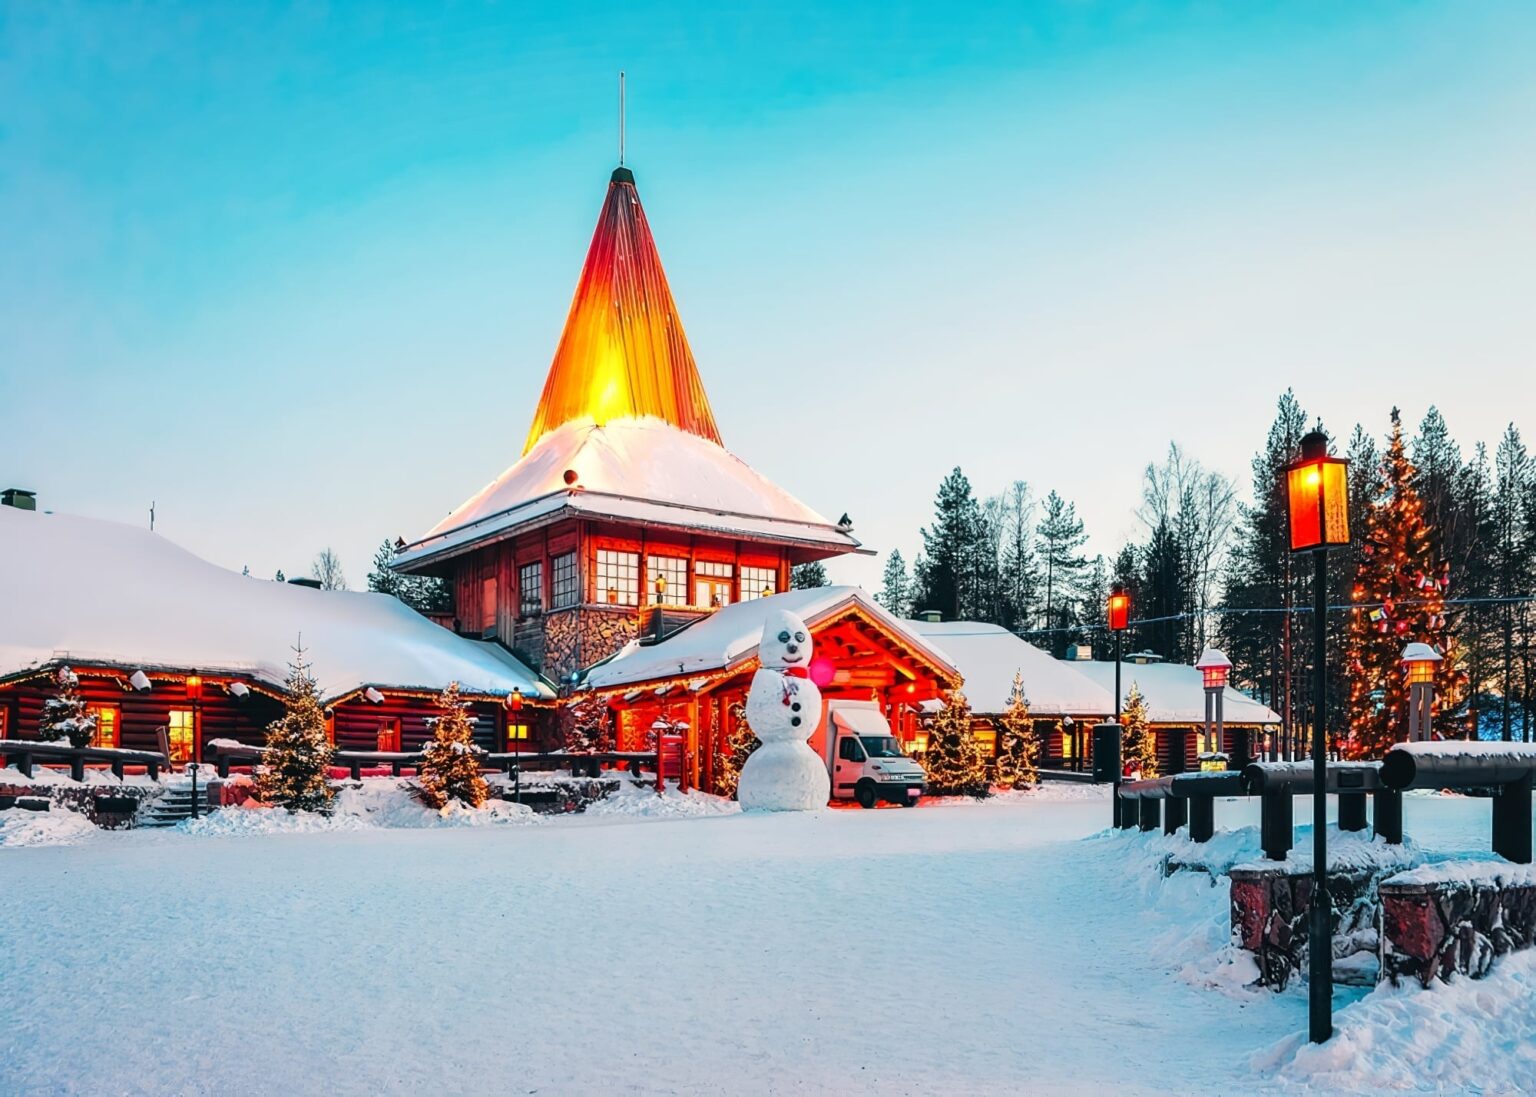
<box><xmin>0</xmin><ymin>780</ymin><xmax>164</xmax><ymax>829</ymax></box>
<box><xmin>1230</xmin><ymin>865</ymin><xmax>1378</xmax><ymax>989</ymax></box>
<box><xmin>1381</xmin><ymin>874</ymin><xmax>1536</xmax><ymax>986</ymax></box>
<box><xmin>543</xmin><ymin>606</ymin><xmax>639</xmax><ymax>682</ymax></box>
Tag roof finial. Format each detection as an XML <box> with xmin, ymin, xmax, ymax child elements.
<box><xmin>618</xmin><ymin>70</ymin><xmax>626</xmax><ymax>167</ymax></box>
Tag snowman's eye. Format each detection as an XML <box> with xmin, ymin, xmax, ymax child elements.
<box><xmin>777</xmin><ymin>630</ymin><xmax>791</xmax><ymax>644</ymax></box>
<box><xmin>795</xmin><ymin>632</ymin><xmax>806</xmax><ymax>643</ymax></box>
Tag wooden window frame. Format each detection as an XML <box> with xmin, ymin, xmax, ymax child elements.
<box><xmin>550</xmin><ymin>552</ymin><xmax>580</xmax><ymax>609</ymax></box>
<box><xmin>518</xmin><ymin>560</ymin><xmax>544</xmax><ymax>618</ymax></box>
<box><xmin>646</xmin><ymin>554</ymin><xmax>688</xmax><ymax>605</ymax></box>
<box><xmin>740</xmin><ymin>565</ymin><xmax>777</xmax><ymax>601</ymax></box>
<box><xmin>88</xmin><ymin>703</ymin><xmax>121</xmax><ymax>749</ymax></box>
<box><xmin>596</xmin><ymin>549</ymin><xmax>640</xmax><ymax>607</ymax></box>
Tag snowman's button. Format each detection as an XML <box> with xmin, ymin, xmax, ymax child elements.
<box><xmin>791</xmin><ymin>702</ymin><xmax>801</xmax><ymax>712</ymax></box>
<box><xmin>791</xmin><ymin>716</ymin><xmax>802</xmax><ymax>727</ymax></box>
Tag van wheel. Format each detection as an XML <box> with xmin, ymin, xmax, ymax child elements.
<box><xmin>854</xmin><ymin>781</ymin><xmax>877</xmax><ymax>809</ymax></box>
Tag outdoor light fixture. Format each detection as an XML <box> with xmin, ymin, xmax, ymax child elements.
<box><xmin>1195</xmin><ymin>649</ymin><xmax>1232</xmax><ymax>691</ymax></box>
<box><xmin>1402</xmin><ymin>642</ymin><xmax>1442</xmax><ymax>744</ymax></box>
<box><xmin>184</xmin><ymin>674</ymin><xmax>203</xmax><ymax>701</ymax></box>
<box><xmin>1107</xmin><ymin>584</ymin><xmax>1131</xmax><ymax>632</ymax></box>
<box><xmin>1284</xmin><ymin>429</ymin><xmax>1351</xmax><ymax>1046</ymax></box>
<box><xmin>1286</xmin><ymin>431</ymin><xmax>1351</xmax><ymax>552</ymax></box>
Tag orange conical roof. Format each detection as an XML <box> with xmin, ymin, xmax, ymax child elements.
<box><xmin>523</xmin><ymin>167</ymin><xmax>722</xmax><ymax>454</ymax></box>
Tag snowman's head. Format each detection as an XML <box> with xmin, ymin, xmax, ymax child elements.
<box><xmin>759</xmin><ymin>609</ymin><xmax>812</xmax><ymax>669</ymax></box>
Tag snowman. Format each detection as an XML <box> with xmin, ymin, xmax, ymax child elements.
<box><xmin>737</xmin><ymin>608</ymin><xmax>832</xmax><ymax>812</ymax></box>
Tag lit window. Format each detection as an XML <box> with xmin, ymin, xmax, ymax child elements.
<box><xmin>89</xmin><ymin>705</ymin><xmax>120</xmax><ymax>749</ymax></box>
<box><xmin>519</xmin><ymin>561</ymin><xmax>543</xmax><ymax>617</ymax></box>
<box><xmin>647</xmin><ymin>555</ymin><xmax>688</xmax><ymax>605</ymax></box>
<box><xmin>376</xmin><ymin>718</ymin><xmax>401</xmax><ymax>752</ymax></box>
<box><xmin>551</xmin><ymin>552</ymin><xmax>579</xmax><ymax>608</ymax></box>
<box><xmin>596</xmin><ymin>549</ymin><xmax>639</xmax><ymax>606</ymax></box>
<box><xmin>694</xmin><ymin>560</ymin><xmax>733</xmax><ymax>608</ymax></box>
<box><xmin>973</xmin><ymin>727</ymin><xmax>997</xmax><ymax>754</ymax></box>
<box><xmin>740</xmin><ymin>566</ymin><xmax>777</xmax><ymax>601</ymax></box>
<box><xmin>167</xmin><ymin>709</ymin><xmax>196</xmax><ymax>763</ymax></box>
<box><xmin>1060</xmin><ymin>727</ymin><xmax>1076</xmax><ymax>760</ymax></box>
<box><xmin>480</xmin><ymin>577</ymin><xmax>497</xmax><ymax>632</ymax></box>
<box><xmin>507</xmin><ymin>723</ymin><xmax>530</xmax><ymax>742</ymax></box>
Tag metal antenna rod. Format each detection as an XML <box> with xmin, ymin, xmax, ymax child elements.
<box><xmin>619</xmin><ymin>70</ymin><xmax>626</xmax><ymax>166</ymax></box>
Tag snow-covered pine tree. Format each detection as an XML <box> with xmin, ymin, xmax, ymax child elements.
<box><xmin>993</xmin><ymin>672</ymin><xmax>1039</xmax><ymax>789</ymax></box>
<box><xmin>418</xmin><ymin>681</ymin><xmax>489</xmax><ymax>809</ymax></box>
<box><xmin>257</xmin><ymin>644</ymin><xmax>335</xmax><ymax>812</ymax></box>
<box><xmin>923</xmin><ymin>691</ymin><xmax>990</xmax><ymax>798</ymax></box>
<box><xmin>714</xmin><ymin>700</ymin><xmax>759</xmax><ymax>799</ymax></box>
<box><xmin>366</xmin><ymin>539</ymin><xmax>403</xmax><ymax>596</ymax></box>
<box><xmin>39</xmin><ymin>666</ymin><xmax>97</xmax><ymax>748</ymax></box>
<box><xmin>562</xmin><ymin>690</ymin><xmax>613</xmax><ymax>753</ymax></box>
<box><xmin>1120</xmin><ymin>683</ymin><xmax>1157</xmax><ymax>780</ymax></box>
<box><xmin>1344</xmin><ymin>410</ymin><xmax>1465</xmax><ymax>756</ymax></box>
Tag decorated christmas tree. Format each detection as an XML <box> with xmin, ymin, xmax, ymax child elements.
<box><xmin>39</xmin><ymin>666</ymin><xmax>97</xmax><ymax>748</ymax></box>
<box><xmin>993</xmin><ymin>672</ymin><xmax>1039</xmax><ymax>789</ymax></box>
<box><xmin>1344</xmin><ymin>410</ymin><xmax>1465</xmax><ymax>757</ymax></box>
<box><xmin>923</xmin><ymin>691</ymin><xmax>990</xmax><ymax>798</ymax></box>
<box><xmin>1120</xmin><ymin>683</ymin><xmax>1157</xmax><ymax>780</ymax></box>
<box><xmin>561</xmin><ymin>690</ymin><xmax>613</xmax><ymax>753</ymax></box>
<box><xmin>257</xmin><ymin>643</ymin><xmax>335</xmax><ymax>812</ymax></box>
<box><xmin>714</xmin><ymin>700</ymin><xmax>759</xmax><ymax>799</ymax></box>
<box><xmin>418</xmin><ymin>681</ymin><xmax>489</xmax><ymax>809</ymax></box>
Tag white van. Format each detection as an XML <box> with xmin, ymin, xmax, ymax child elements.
<box><xmin>820</xmin><ymin>700</ymin><xmax>926</xmax><ymax>808</ymax></box>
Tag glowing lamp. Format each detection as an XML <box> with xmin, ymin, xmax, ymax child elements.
<box><xmin>1285</xmin><ymin>431</ymin><xmax>1351</xmax><ymax>552</ymax></box>
<box><xmin>1400</xmin><ymin>643</ymin><xmax>1442</xmax><ymax>685</ymax></box>
<box><xmin>655</xmin><ymin>575</ymin><xmax>667</xmax><ymax>597</ymax></box>
<box><xmin>808</xmin><ymin>656</ymin><xmax>836</xmax><ymax>688</ymax></box>
<box><xmin>506</xmin><ymin>688</ymin><xmax>524</xmax><ymax>713</ymax></box>
<box><xmin>185</xmin><ymin>674</ymin><xmax>204</xmax><ymax>701</ymax></box>
<box><xmin>1107</xmin><ymin>583</ymin><xmax>1131</xmax><ymax>632</ymax></box>
<box><xmin>1195</xmin><ymin>649</ymin><xmax>1232</xmax><ymax>690</ymax></box>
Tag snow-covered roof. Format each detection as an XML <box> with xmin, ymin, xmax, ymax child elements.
<box><xmin>1068</xmin><ymin>660</ymin><xmax>1281</xmax><ymax>725</ymax></box>
<box><xmin>906</xmin><ymin>621</ymin><xmax>1114</xmax><ymax>717</ymax></box>
<box><xmin>395</xmin><ymin>417</ymin><xmax>865</xmax><ymax>569</ymax></box>
<box><xmin>584</xmin><ymin>586</ymin><xmax>957</xmax><ymax>691</ymax></box>
<box><xmin>0</xmin><ymin>507</ymin><xmax>553</xmax><ymax>702</ymax></box>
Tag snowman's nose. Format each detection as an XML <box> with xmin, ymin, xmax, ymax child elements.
<box><xmin>786</xmin><ymin>644</ymin><xmax>799</xmax><ymax>655</ymax></box>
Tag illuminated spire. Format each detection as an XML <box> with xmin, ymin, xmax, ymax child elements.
<box><xmin>523</xmin><ymin>166</ymin><xmax>722</xmax><ymax>454</ymax></box>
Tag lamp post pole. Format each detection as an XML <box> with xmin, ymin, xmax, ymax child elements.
<box><xmin>1308</xmin><ymin>545</ymin><xmax>1331</xmax><ymax>1043</ymax></box>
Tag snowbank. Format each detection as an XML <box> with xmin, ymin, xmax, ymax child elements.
<box><xmin>581</xmin><ymin>781</ymin><xmax>740</xmax><ymax>820</ymax></box>
<box><xmin>0</xmin><ymin>805</ymin><xmax>99</xmax><ymax>847</ymax></box>
<box><xmin>0</xmin><ymin>764</ymin><xmax>162</xmax><ymax>788</ymax></box>
<box><xmin>1257</xmin><ymin>947</ymin><xmax>1536</xmax><ymax>1090</ymax></box>
<box><xmin>178</xmin><ymin>780</ymin><xmax>540</xmax><ymax>837</ymax></box>
<box><xmin>1384</xmin><ymin>857</ymin><xmax>1536</xmax><ymax>888</ymax></box>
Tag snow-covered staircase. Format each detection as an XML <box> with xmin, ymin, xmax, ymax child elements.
<box><xmin>138</xmin><ymin>778</ymin><xmax>216</xmax><ymax>827</ymax></box>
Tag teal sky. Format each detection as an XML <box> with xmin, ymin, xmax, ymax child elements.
<box><xmin>3</xmin><ymin>2</ymin><xmax>1534</xmax><ymax>592</ymax></box>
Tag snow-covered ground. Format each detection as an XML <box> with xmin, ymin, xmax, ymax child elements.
<box><xmin>0</xmin><ymin>785</ymin><xmax>1528</xmax><ymax>1094</ymax></box>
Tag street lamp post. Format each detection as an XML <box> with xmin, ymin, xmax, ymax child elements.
<box><xmin>1107</xmin><ymin>583</ymin><xmax>1131</xmax><ymax>819</ymax></box>
<box><xmin>506</xmin><ymin>687</ymin><xmax>524</xmax><ymax>803</ymax></box>
<box><xmin>185</xmin><ymin>672</ymin><xmax>204</xmax><ymax>819</ymax></box>
<box><xmin>1196</xmin><ymin>649</ymin><xmax>1236</xmax><ymax>769</ymax></box>
<box><xmin>1401</xmin><ymin>643</ymin><xmax>1443</xmax><ymax>743</ymax></box>
<box><xmin>1285</xmin><ymin>429</ymin><xmax>1352</xmax><ymax>1045</ymax></box>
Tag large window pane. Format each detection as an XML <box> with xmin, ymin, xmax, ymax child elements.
<box><xmin>596</xmin><ymin>549</ymin><xmax>639</xmax><ymax>606</ymax></box>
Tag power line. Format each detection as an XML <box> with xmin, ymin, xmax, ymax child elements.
<box><xmin>1014</xmin><ymin>593</ymin><xmax>1536</xmax><ymax>638</ymax></box>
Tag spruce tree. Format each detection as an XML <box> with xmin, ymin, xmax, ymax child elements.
<box><xmin>791</xmin><ymin>561</ymin><xmax>829</xmax><ymax>589</ymax></box>
<box><xmin>366</xmin><ymin>539</ymin><xmax>403</xmax><ymax>597</ymax></box>
<box><xmin>561</xmin><ymin>691</ymin><xmax>613</xmax><ymax>753</ymax></box>
<box><xmin>715</xmin><ymin>701</ymin><xmax>759</xmax><ymax>799</ymax></box>
<box><xmin>1120</xmin><ymin>683</ymin><xmax>1157</xmax><ymax>779</ymax></box>
<box><xmin>257</xmin><ymin>645</ymin><xmax>335</xmax><ymax>812</ymax></box>
<box><xmin>418</xmin><ymin>682</ymin><xmax>489</xmax><ymax>809</ymax></box>
<box><xmin>1036</xmin><ymin>491</ymin><xmax>1089</xmax><ymax>643</ymax></box>
<box><xmin>1343</xmin><ymin>411</ymin><xmax>1465</xmax><ymax>757</ymax></box>
<box><xmin>916</xmin><ymin>468</ymin><xmax>988</xmax><ymax>621</ymax></box>
<box><xmin>878</xmin><ymin>550</ymin><xmax>911</xmax><ymax>617</ymax></box>
<box><xmin>993</xmin><ymin>673</ymin><xmax>1039</xmax><ymax>789</ymax></box>
<box><xmin>922</xmin><ymin>691</ymin><xmax>989</xmax><ymax>798</ymax></box>
<box><xmin>39</xmin><ymin>666</ymin><xmax>97</xmax><ymax>748</ymax></box>
<box><xmin>1493</xmin><ymin>425</ymin><xmax>1534</xmax><ymax>740</ymax></box>
<box><xmin>996</xmin><ymin>481</ymin><xmax>1040</xmax><ymax>632</ymax></box>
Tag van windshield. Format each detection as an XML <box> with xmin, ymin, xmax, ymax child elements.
<box><xmin>860</xmin><ymin>736</ymin><xmax>905</xmax><ymax>759</ymax></box>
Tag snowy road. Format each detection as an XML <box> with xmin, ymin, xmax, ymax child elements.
<box><xmin>0</xmin><ymin>788</ymin><xmax>1508</xmax><ymax>1094</ymax></box>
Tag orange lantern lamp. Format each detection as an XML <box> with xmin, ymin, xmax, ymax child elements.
<box><xmin>1401</xmin><ymin>643</ymin><xmax>1441</xmax><ymax>686</ymax></box>
<box><xmin>1286</xmin><ymin>430</ymin><xmax>1351</xmax><ymax>553</ymax></box>
<box><xmin>185</xmin><ymin>674</ymin><xmax>204</xmax><ymax>701</ymax></box>
<box><xmin>1107</xmin><ymin>584</ymin><xmax>1131</xmax><ymax>632</ymax></box>
<box><xmin>1195</xmin><ymin>649</ymin><xmax>1232</xmax><ymax>690</ymax></box>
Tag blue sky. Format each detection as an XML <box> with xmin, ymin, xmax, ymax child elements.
<box><xmin>3</xmin><ymin>2</ymin><xmax>1534</xmax><ymax>592</ymax></box>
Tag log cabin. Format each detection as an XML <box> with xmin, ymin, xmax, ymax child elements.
<box><xmin>391</xmin><ymin>165</ymin><xmax>870</xmax><ymax>683</ymax></box>
<box><xmin>0</xmin><ymin>504</ymin><xmax>555</xmax><ymax>766</ymax></box>
<box><xmin>582</xmin><ymin>587</ymin><xmax>960</xmax><ymax>794</ymax></box>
